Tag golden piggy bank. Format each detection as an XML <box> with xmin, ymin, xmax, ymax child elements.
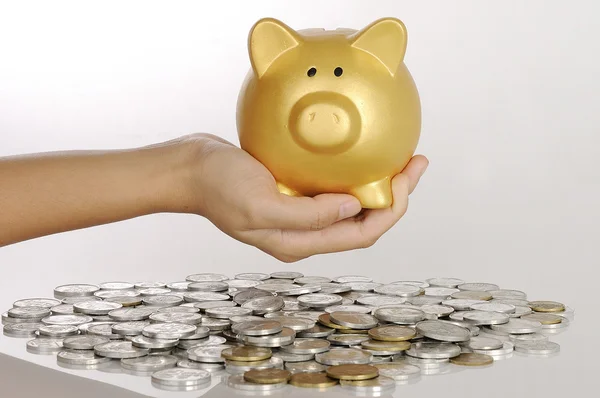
<box><xmin>236</xmin><ymin>17</ymin><xmax>421</xmax><ymax>209</ymax></box>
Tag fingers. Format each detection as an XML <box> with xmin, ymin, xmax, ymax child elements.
<box><xmin>250</xmin><ymin>192</ymin><xmax>363</xmax><ymax>231</ymax></box>
<box><xmin>403</xmin><ymin>154</ymin><xmax>429</xmax><ymax>194</ymax></box>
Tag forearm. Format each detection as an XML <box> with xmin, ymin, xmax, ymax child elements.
<box><xmin>0</xmin><ymin>139</ymin><xmax>193</xmax><ymax>246</ymax></box>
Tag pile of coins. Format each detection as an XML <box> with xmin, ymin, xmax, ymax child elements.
<box><xmin>1</xmin><ymin>274</ymin><xmax>574</xmax><ymax>395</ymax></box>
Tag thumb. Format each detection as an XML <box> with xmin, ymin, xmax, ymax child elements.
<box><xmin>258</xmin><ymin>193</ymin><xmax>362</xmax><ymax>231</ymax></box>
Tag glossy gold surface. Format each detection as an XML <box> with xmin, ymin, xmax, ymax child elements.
<box><xmin>237</xmin><ymin>17</ymin><xmax>421</xmax><ymax>208</ymax></box>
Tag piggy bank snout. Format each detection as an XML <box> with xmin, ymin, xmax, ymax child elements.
<box><xmin>289</xmin><ymin>92</ymin><xmax>361</xmax><ymax>154</ymax></box>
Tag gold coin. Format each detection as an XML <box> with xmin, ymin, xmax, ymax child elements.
<box><xmin>221</xmin><ymin>346</ymin><xmax>272</xmax><ymax>361</ymax></box>
<box><xmin>368</xmin><ymin>325</ymin><xmax>416</xmax><ymax>341</ymax></box>
<box><xmin>451</xmin><ymin>290</ymin><xmax>492</xmax><ymax>301</ymax></box>
<box><xmin>450</xmin><ymin>353</ymin><xmax>494</xmax><ymax>366</ymax></box>
<box><xmin>243</xmin><ymin>368</ymin><xmax>291</xmax><ymax>384</ymax></box>
<box><xmin>326</xmin><ymin>364</ymin><xmax>379</xmax><ymax>380</ymax></box>
<box><xmin>318</xmin><ymin>314</ymin><xmax>350</xmax><ymax>330</ymax></box>
<box><xmin>528</xmin><ymin>301</ymin><xmax>565</xmax><ymax>313</ymax></box>
<box><xmin>335</xmin><ymin>328</ymin><xmax>369</xmax><ymax>335</ymax></box>
<box><xmin>361</xmin><ymin>339</ymin><xmax>411</xmax><ymax>351</ymax></box>
<box><xmin>289</xmin><ymin>372</ymin><xmax>339</xmax><ymax>388</ymax></box>
<box><xmin>521</xmin><ymin>313</ymin><xmax>563</xmax><ymax>325</ymax></box>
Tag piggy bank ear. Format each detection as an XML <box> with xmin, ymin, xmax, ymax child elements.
<box><xmin>350</xmin><ymin>18</ymin><xmax>408</xmax><ymax>76</ymax></box>
<box><xmin>248</xmin><ymin>18</ymin><xmax>302</xmax><ymax>78</ymax></box>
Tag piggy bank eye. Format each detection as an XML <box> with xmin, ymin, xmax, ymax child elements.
<box><xmin>307</xmin><ymin>67</ymin><xmax>317</xmax><ymax>77</ymax></box>
<box><xmin>334</xmin><ymin>67</ymin><xmax>343</xmax><ymax>77</ymax></box>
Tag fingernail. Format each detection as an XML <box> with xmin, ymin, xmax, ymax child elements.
<box><xmin>339</xmin><ymin>199</ymin><xmax>362</xmax><ymax>219</ymax></box>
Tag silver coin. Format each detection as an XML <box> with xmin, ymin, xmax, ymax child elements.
<box><xmin>143</xmin><ymin>295</ymin><xmax>184</xmax><ymax>307</ymax></box>
<box><xmin>241</xmin><ymin>296</ymin><xmax>285</xmax><ymax>315</ymax></box>
<box><xmin>340</xmin><ymin>375</ymin><xmax>395</xmax><ymax>393</ymax></box>
<box><xmin>315</xmin><ymin>348</ymin><xmax>372</xmax><ymax>365</ymax></box>
<box><xmin>138</xmin><ymin>288</ymin><xmax>172</xmax><ymax>296</ymax></box>
<box><xmin>42</xmin><ymin>314</ymin><xmax>93</xmax><ymax>326</ymax></box>
<box><xmin>489</xmin><ymin>289</ymin><xmax>527</xmax><ymax>299</ymax></box>
<box><xmin>177</xmin><ymin>326</ymin><xmax>211</xmax><ymax>340</ymax></box>
<box><xmin>3</xmin><ymin>323</ymin><xmax>42</xmax><ymax>338</ymax></box>
<box><xmin>297</xmin><ymin>293</ymin><xmax>342</xmax><ymax>308</ymax></box>
<box><xmin>94</xmin><ymin>290</ymin><xmax>141</xmax><ymax>301</ymax></box>
<box><xmin>152</xmin><ymin>367</ymin><xmax>211</xmax><ymax>386</ymax></box>
<box><xmin>183</xmin><ymin>292</ymin><xmax>229</xmax><ymax>303</ymax></box>
<box><xmin>61</xmin><ymin>296</ymin><xmax>102</xmax><ymax>304</ymax></box>
<box><xmin>416</xmin><ymin>320</ymin><xmax>470</xmax><ymax>342</ymax></box>
<box><xmin>112</xmin><ymin>321</ymin><xmax>151</xmax><ymax>336</ymax></box>
<box><xmin>264</xmin><ymin>316</ymin><xmax>315</xmax><ymax>332</ymax></box>
<box><xmin>426</xmin><ymin>278</ymin><xmax>464</xmax><ymax>288</ymax></box>
<box><xmin>407</xmin><ymin>296</ymin><xmax>444</xmax><ymax>306</ymax></box>
<box><xmin>255</xmin><ymin>283</ymin><xmax>301</xmax><ymax>294</ymax></box>
<box><xmin>471</xmin><ymin>303</ymin><xmax>516</xmax><ymax>314</ymax></box>
<box><xmin>186</xmin><ymin>273</ymin><xmax>229</xmax><ymax>282</ymax></box>
<box><xmin>13</xmin><ymin>298</ymin><xmax>61</xmax><ymax>308</ymax></box>
<box><xmin>288</xmin><ymin>311</ymin><xmax>326</xmax><ymax>322</ymax></box>
<box><xmin>374</xmin><ymin>362</ymin><xmax>421</xmax><ymax>380</ymax></box>
<box><xmin>242</xmin><ymin>327</ymin><xmax>296</xmax><ymax>348</ymax></box>
<box><xmin>514</xmin><ymin>340</ymin><xmax>560</xmax><ymax>355</ymax></box>
<box><xmin>143</xmin><ymin>323</ymin><xmax>197</xmax><ymax>339</ymax></box>
<box><xmin>73</xmin><ymin>301</ymin><xmax>122</xmax><ymax>315</ymax></box>
<box><xmin>180</xmin><ymin>335</ymin><xmax>226</xmax><ymax>348</ymax></box>
<box><xmin>94</xmin><ymin>341</ymin><xmax>149</xmax><ymax>358</ymax></box>
<box><xmin>149</xmin><ymin>312</ymin><xmax>202</xmax><ymax>325</ymax></box>
<box><xmin>166</xmin><ymin>281</ymin><xmax>191</xmax><ymax>291</ymax></box>
<box><xmin>327</xmin><ymin>334</ymin><xmax>370</xmax><ymax>346</ymax></box>
<box><xmin>54</xmin><ymin>284</ymin><xmax>99</xmax><ymax>298</ymax></box>
<box><xmin>278</xmin><ymin>284</ymin><xmax>322</xmax><ymax>296</ymax></box>
<box><xmin>188</xmin><ymin>281</ymin><xmax>229</xmax><ymax>292</ymax></box>
<box><xmin>130</xmin><ymin>335</ymin><xmax>179</xmax><ymax>349</ymax></box>
<box><xmin>490</xmin><ymin>318</ymin><xmax>541</xmax><ymax>334</ymax></box>
<box><xmin>332</xmin><ymin>275</ymin><xmax>373</xmax><ymax>283</ymax></box>
<box><xmin>463</xmin><ymin>336</ymin><xmax>504</xmax><ymax>350</ymax></box>
<box><xmin>134</xmin><ymin>282</ymin><xmax>167</xmax><ymax>289</ymax></box>
<box><xmin>156</xmin><ymin>306</ymin><xmax>200</xmax><ymax>314</ymax></box>
<box><xmin>63</xmin><ymin>334</ymin><xmax>110</xmax><ymax>349</ymax></box>
<box><xmin>340</xmin><ymin>282</ymin><xmax>383</xmax><ymax>292</ymax></box>
<box><xmin>420</xmin><ymin>305</ymin><xmax>454</xmax><ymax>318</ymax></box>
<box><xmin>375</xmin><ymin>284</ymin><xmax>423</xmax><ymax>297</ymax></box>
<box><xmin>57</xmin><ymin>350</ymin><xmax>112</xmax><ymax>365</ymax></box>
<box><xmin>457</xmin><ymin>283</ymin><xmax>500</xmax><ymax>292</ymax></box>
<box><xmin>492</xmin><ymin>298</ymin><xmax>529</xmax><ymax>306</ymax></box>
<box><xmin>98</xmin><ymin>282</ymin><xmax>134</xmax><ymax>290</ymax></box>
<box><xmin>318</xmin><ymin>283</ymin><xmax>352</xmax><ymax>294</ymax></box>
<box><xmin>357</xmin><ymin>295</ymin><xmax>406</xmax><ymax>307</ymax></box>
<box><xmin>462</xmin><ymin>311</ymin><xmax>510</xmax><ymax>325</ymax></box>
<box><xmin>270</xmin><ymin>271</ymin><xmax>303</xmax><ymax>279</ymax></box>
<box><xmin>325</xmin><ymin>305</ymin><xmax>372</xmax><ymax>314</ymax></box>
<box><xmin>374</xmin><ymin>307</ymin><xmax>425</xmax><ymax>324</ymax></box>
<box><xmin>260</xmin><ymin>279</ymin><xmax>295</xmax><ymax>285</ymax></box>
<box><xmin>26</xmin><ymin>338</ymin><xmax>64</xmax><ymax>354</ymax></box>
<box><xmin>201</xmin><ymin>317</ymin><xmax>230</xmax><ymax>331</ymax></box>
<box><xmin>330</xmin><ymin>312</ymin><xmax>378</xmax><ymax>329</ymax></box>
<box><xmin>509</xmin><ymin>333</ymin><xmax>548</xmax><ymax>343</ymax></box>
<box><xmin>51</xmin><ymin>304</ymin><xmax>75</xmax><ymax>315</ymax></box>
<box><xmin>187</xmin><ymin>345</ymin><xmax>231</xmax><ymax>362</ymax></box>
<box><xmin>204</xmin><ymin>307</ymin><xmax>252</xmax><ymax>319</ymax></box>
<box><xmin>176</xmin><ymin>359</ymin><xmax>224</xmax><ymax>372</ymax></box>
<box><xmin>273</xmin><ymin>350</ymin><xmax>315</xmax><ymax>362</ymax></box>
<box><xmin>226</xmin><ymin>279</ymin><xmax>260</xmax><ymax>290</ymax></box>
<box><xmin>38</xmin><ymin>324</ymin><xmax>78</xmax><ymax>338</ymax></box>
<box><xmin>193</xmin><ymin>301</ymin><xmax>236</xmax><ymax>311</ymax></box>
<box><xmin>87</xmin><ymin>324</ymin><xmax>122</xmax><ymax>339</ymax></box>
<box><xmin>279</xmin><ymin>338</ymin><xmax>331</xmax><ymax>354</ymax></box>
<box><xmin>227</xmin><ymin>374</ymin><xmax>286</xmax><ymax>391</ymax></box>
<box><xmin>441</xmin><ymin>299</ymin><xmax>487</xmax><ymax>311</ymax></box>
<box><xmin>472</xmin><ymin>342</ymin><xmax>514</xmax><ymax>356</ymax></box>
<box><xmin>229</xmin><ymin>315</ymin><xmax>265</xmax><ymax>324</ymax></box>
<box><xmin>294</xmin><ymin>276</ymin><xmax>331</xmax><ymax>285</ymax></box>
<box><xmin>121</xmin><ymin>354</ymin><xmax>178</xmax><ymax>371</ymax></box>
<box><xmin>511</xmin><ymin>306</ymin><xmax>533</xmax><ymax>317</ymax></box>
<box><xmin>480</xmin><ymin>326</ymin><xmax>509</xmax><ymax>337</ymax></box>
<box><xmin>2</xmin><ymin>311</ymin><xmax>41</xmax><ymax>325</ymax></box>
<box><xmin>233</xmin><ymin>289</ymin><xmax>273</xmax><ymax>305</ymax></box>
<box><xmin>108</xmin><ymin>307</ymin><xmax>155</xmax><ymax>321</ymax></box>
<box><xmin>406</xmin><ymin>341</ymin><xmax>461</xmax><ymax>359</ymax></box>
<box><xmin>284</xmin><ymin>359</ymin><xmax>326</xmax><ymax>373</ymax></box>
<box><xmin>297</xmin><ymin>324</ymin><xmax>335</xmax><ymax>338</ymax></box>
<box><xmin>225</xmin><ymin>357</ymin><xmax>284</xmax><ymax>374</ymax></box>
<box><xmin>8</xmin><ymin>306</ymin><xmax>51</xmax><ymax>319</ymax></box>
<box><xmin>235</xmin><ymin>273</ymin><xmax>270</xmax><ymax>281</ymax></box>
<box><xmin>424</xmin><ymin>287</ymin><xmax>460</xmax><ymax>297</ymax></box>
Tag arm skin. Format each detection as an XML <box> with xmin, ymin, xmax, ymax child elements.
<box><xmin>0</xmin><ymin>138</ymin><xmax>193</xmax><ymax>247</ymax></box>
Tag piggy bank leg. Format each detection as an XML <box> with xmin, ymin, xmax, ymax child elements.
<box><xmin>350</xmin><ymin>177</ymin><xmax>393</xmax><ymax>209</ymax></box>
<box><xmin>276</xmin><ymin>182</ymin><xmax>301</xmax><ymax>197</ymax></box>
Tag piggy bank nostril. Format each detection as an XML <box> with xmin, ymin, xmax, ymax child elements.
<box><xmin>332</xmin><ymin>113</ymin><xmax>340</xmax><ymax>124</ymax></box>
<box><xmin>309</xmin><ymin>112</ymin><xmax>316</xmax><ymax>122</ymax></box>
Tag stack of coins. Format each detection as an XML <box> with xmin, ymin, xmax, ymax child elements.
<box><xmin>1</xmin><ymin>274</ymin><xmax>574</xmax><ymax>394</ymax></box>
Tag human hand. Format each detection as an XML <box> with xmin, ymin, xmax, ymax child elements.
<box><xmin>181</xmin><ymin>133</ymin><xmax>428</xmax><ymax>262</ymax></box>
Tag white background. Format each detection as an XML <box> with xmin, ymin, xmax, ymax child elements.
<box><xmin>0</xmin><ymin>1</ymin><xmax>598</xmax><ymax>396</ymax></box>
